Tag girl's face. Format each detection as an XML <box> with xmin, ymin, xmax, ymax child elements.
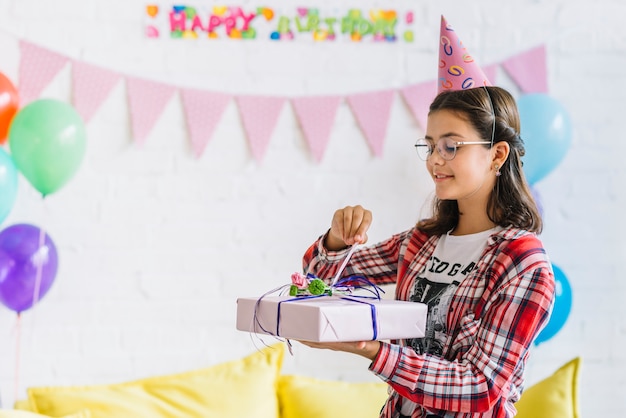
<box><xmin>425</xmin><ymin>109</ymin><xmax>495</xmax><ymax>204</ymax></box>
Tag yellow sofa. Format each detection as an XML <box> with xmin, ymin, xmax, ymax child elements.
<box><xmin>2</xmin><ymin>343</ymin><xmax>580</xmax><ymax>418</ymax></box>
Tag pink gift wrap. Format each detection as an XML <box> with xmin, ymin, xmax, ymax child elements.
<box><xmin>236</xmin><ymin>295</ymin><xmax>428</xmax><ymax>342</ymax></box>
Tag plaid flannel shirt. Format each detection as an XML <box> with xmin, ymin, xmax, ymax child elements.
<box><xmin>302</xmin><ymin>226</ymin><xmax>555</xmax><ymax>418</ymax></box>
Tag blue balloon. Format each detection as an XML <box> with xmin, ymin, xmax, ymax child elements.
<box><xmin>535</xmin><ymin>263</ymin><xmax>572</xmax><ymax>345</ymax></box>
<box><xmin>518</xmin><ymin>94</ymin><xmax>573</xmax><ymax>185</ymax></box>
<box><xmin>0</xmin><ymin>148</ymin><xmax>18</xmax><ymax>224</ymax></box>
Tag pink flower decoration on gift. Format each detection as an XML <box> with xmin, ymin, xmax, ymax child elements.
<box><xmin>291</xmin><ymin>272</ymin><xmax>308</xmax><ymax>289</ymax></box>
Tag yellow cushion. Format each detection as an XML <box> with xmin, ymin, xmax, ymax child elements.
<box><xmin>278</xmin><ymin>374</ymin><xmax>388</xmax><ymax>418</ymax></box>
<box><xmin>26</xmin><ymin>343</ymin><xmax>284</xmax><ymax>418</ymax></box>
<box><xmin>516</xmin><ymin>357</ymin><xmax>580</xmax><ymax>418</ymax></box>
<box><xmin>0</xmin><ymin>410</ymin><xmax>90</xmax><ymax>418</ymax></box>
<box><xmin>13</xmin><ymin>399</ymin><xmax>35</xmax><ymax>411</ymax></box>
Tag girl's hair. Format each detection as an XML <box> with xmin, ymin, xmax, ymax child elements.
<box><xmin>417</xmin><ymin>86</ymin><xmax>543</xmax><ymax>236</ymax></box>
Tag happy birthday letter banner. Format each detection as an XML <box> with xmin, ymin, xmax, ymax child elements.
<box><xmin>17</xmin><ymin>40</ymin><xmax>548</xmax><ymax>162</ymax></box>
<box><xmin>144</xmin><ymin>5</ymin><xmax>418</xmax><ymax>43</ymax></box>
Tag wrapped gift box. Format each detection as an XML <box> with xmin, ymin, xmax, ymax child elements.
<box><xmin>236</xmin><ymin>295</ymin><xmax>427</xmax><ymax>342</ymax></box>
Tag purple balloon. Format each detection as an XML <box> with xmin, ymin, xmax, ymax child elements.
<box><xmin>531</xmin><ymin>186</ymin><xmax>543</xmax><ymax>218</ymax></box>
<box><xmin>0</xmin><ymin>223</ymin><xmax>58</xmax><ymax>313</ymax></box>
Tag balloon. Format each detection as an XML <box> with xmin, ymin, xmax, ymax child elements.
<box><xmin>9</xmin><ymin>99</ymin><xmax>86</xmax><ymax>197</ymax></box>
<box><xmin>518</xmin><ymin>94</ymin><xmax>573</xmax><ymax>185</ymax></box>
<box><xmin>0</xmin><ymin>223</ymin><xmax>58</xmax><ymax>313</ymax></box>
<box><xmin>0</xmin><ymin>148</ymin><xmax>18</xmax><ymax>224</ymax></box>
<box><xmin>0</xmin><ymin>72</ymin><xmax>19</xmax><ymax>145</ymax></box>
<box><xmin>534</xmin><ymin>263</ymin><xmax>572</xmax><ymax>345</ymax></box>
<box><xmin>530</xmin><ymin>186</ymin><xmax>543</xmax><ymax>218</ymax></box>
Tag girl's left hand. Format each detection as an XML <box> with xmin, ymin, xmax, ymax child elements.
<box><xmin>298</xmin><ymin>340</ymin><xmax>382</xmax><ymax>361</ymax></box>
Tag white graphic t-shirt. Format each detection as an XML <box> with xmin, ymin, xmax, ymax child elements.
<box><xmin>399</xmin><ymin>227</ymin><xmax>498</xmax><ymax>416</ymax></box>
<box><xmin>405</xmin><ymin>227</ymin><xmax>498</xmax><ymax>356</ymax></box>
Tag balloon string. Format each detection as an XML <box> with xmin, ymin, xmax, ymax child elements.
<box><xmin>14</xmin><ymin>312</ymin><xmax>22</xmax><ymax>404</ymax></box>
<box><xmin>32</xmin><ymin>195</ymin><xmax>49</xmax><ymax>317</ymax></box>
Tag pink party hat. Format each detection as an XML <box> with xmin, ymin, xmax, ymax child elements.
<box><xmin>438</xmin><ymin>15</ymin><xmax>491</xmax><ymax>93</ymax></box>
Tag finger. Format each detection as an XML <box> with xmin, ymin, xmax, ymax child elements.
<box><xmin>351</xmin><ymin>207</ymin><xmax>372</xmax><ymax>244</ymax></box>
<box><xmin>348</xmin><ymin>206</ymin><xmax>364</xmax><ymax>239</ymax></box>
<box><xmin>356</xmin><ymin>233</ymin><xmax>369</xmax><ymax>245</ymax></box>
<box><xmin>330</xmin><ymin>209</ymin><xmax>346</xmax><ymax>243</ymax></box>
<box><xmin>341</xmin><ymin>207</ymin><xmax>355</xmax><ymax>243</ymax></box>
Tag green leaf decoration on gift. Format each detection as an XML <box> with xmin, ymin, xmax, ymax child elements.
<box><xmin>289</xmin><ymin>284</ymin><xmax>299</xmax><ymax>296</ymax></box>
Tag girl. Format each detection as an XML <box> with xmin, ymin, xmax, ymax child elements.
<box><xmin>300</xmin><ymin>86</ymin><xmax>555</xmax><ymax>417</ymax></box>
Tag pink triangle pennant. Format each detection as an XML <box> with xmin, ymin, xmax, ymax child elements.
<box><xmin>501</xmin><ymin>45</ymin><xmax>548</xmax><ymax>93</ymax></box>
<box><xmin>291</xmin><ymin>95</ymin><xmax>342</xmax><ymax>162</ymax></box>
<box><xmin>346</xmin><ymin>90</ymin><xmax>395</xmax><ymax>157</ymax></box>
<box><xmin>400</xmin><ymin>80</ymin><xmax>437</xmax><ymax>131</ymax></box>
<box><xmin>180</xmin><ymin>88</ymin><xmax>231</xmax><ymax>158</ymax></box>
<box><xmin>483</xmin><ymin>63</ymin><xmax>499</xmax><ymax>86</ymax></box>
<box><xmin>18</xmin><ymin>40</ymin><xmax>69</xmax><ymax>105</ymax></box>
<box><xmin>236</xmin><ymin>95</ymin><xmax>286</xmax><ymax>162</ymax></box>
<box><xmin>125</xmin><ymin>76</ymin><xmax>177</xmax><ymax>145</ymax></box>
<box><xmin>71</xmin><ymin>60</ymin><xmax>122</xmax><ymax>122</ymax></box>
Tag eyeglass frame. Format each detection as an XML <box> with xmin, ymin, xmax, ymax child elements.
<box><xmin>416</xmin><ymin>85</ymin><xmax>498</xmax><ymax>162</ymax></box>
<box><xmin>414</xmin><ymin>137</ymin><xmax>492</xmax><ymax>161</ymax></box>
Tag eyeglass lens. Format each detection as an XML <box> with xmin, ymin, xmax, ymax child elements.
<box><xmin>415</xmin><ymin>138</ymin><xmax>457</xmax><ymax>161</ymax></box>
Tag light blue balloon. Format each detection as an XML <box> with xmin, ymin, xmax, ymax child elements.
<box><xmin>535</xmin><ymin>263</ymin><xmax>572</xmax><ymax>345</ymax></box>
<box><xmin>0</xmin><ymin>147</ymin><xmax>18</xmax><ymax>224</ymax></box>
<box><xmin>518</xmin><ymin>94</ymin><xmax>573</xmax><ymax>185</ymax></box>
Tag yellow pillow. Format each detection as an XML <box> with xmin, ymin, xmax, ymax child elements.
<box><xmin>26</xmin><ymin>343</ymin><xmax>284</xmax><ymax>418</ymax></box>
<box><xmin>516</xmin><ymin>357</ymin><xmax>580</xmax><ymax>418</ymax></box>
<box><xmin>13</xmin><ymin>399</ymin><xmax>34</xmax><ymax>411</ymax></box>
<box><xmin>0</xmin><ymin>410</ymin><xmax>90</xmax><ymax>418</ymax></box>
<box><xmin>278</xmin><ymin>375</ymin><xmax>388</xmax><ymax>418</ymax></box>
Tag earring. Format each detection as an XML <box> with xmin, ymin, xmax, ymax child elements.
<box><xmin>495</xmin><ymin>164</ymin><xmax>501</xmax><ymax>177</ymax></box>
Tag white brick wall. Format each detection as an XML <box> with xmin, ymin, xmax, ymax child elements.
<box><xmin>1</xmin><ymin>0</ymin><xmax>624</xmax><ymax>415</ymax></box>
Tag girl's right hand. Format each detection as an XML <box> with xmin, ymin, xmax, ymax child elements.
<box><xmin>325</xmin><ymin>205</ymin><xmax>372</xmax><ymax>251</ymax></box>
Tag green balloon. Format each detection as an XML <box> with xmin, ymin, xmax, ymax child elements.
<box><xmin>9</xmin><ymin>99</ymin><xmax>86</xmax><ymax>197</ymax></box>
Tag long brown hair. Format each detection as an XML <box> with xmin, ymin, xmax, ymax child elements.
<box><xmin>417</xmin><ymin>86</ymin><xmax>543</xmax><ymax>236</ymax></box>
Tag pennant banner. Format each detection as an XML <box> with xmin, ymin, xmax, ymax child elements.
<box><xmin>501</xmin><ymin>45</ymin><xmax>548</xmax><ymax>93</ymax></box>
<box><xmin>347</xmin><ymin>90</ymin><xmax>395</xmax><ymax>157</ymax></box>
<box><xmin>72</xmin><ymin>61</ymin><xmax>122</xmax><ymax>122</ymax></box>
<box><xmin>401</xmin><ymin>80</ymin><xmax>437</xmax><ymax>131</ymax></box>
<box><xmin>291</xmin><ymin>95</ymin><xmax>342</xmax><ymax>162</ymax></box>
<box><xmin>181</xmin><ymin>88</ymin><xmax>232</xmax><ymax>158</ymax></box>
<box><xmin>18</xmin><ymin>40</ymin><xmax>68</xmax><ymax>106</ymax></box>
<box><xmin>483</xmin><ymin>63</ymin><xmax>500</xmax><ymax>86</ymax></box>
<box><xmin>236</xmin><ymin>95</ymin><xmax>286</xmax><ymax>162</ymax></box>
<box><xmin>126</xmin><ymin>76</ymin><xmax>177</xmax><ymax>145</ymax></box>
<box><xmin>15</xmin><ymin>40</ymin><xmax>549</xmax><ymax>162</ymax></box>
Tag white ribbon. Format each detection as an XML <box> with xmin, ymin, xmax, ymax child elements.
<box><xmin>330</xmin><ymin>244</ymin><xmax>359</xmax><ymax>287</ymax></box>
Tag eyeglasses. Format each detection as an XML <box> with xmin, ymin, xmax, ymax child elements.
<box><xmin>414</xmin><ymin>137</ymin><xmax>492</xmax><ymax>161</ymax></box>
